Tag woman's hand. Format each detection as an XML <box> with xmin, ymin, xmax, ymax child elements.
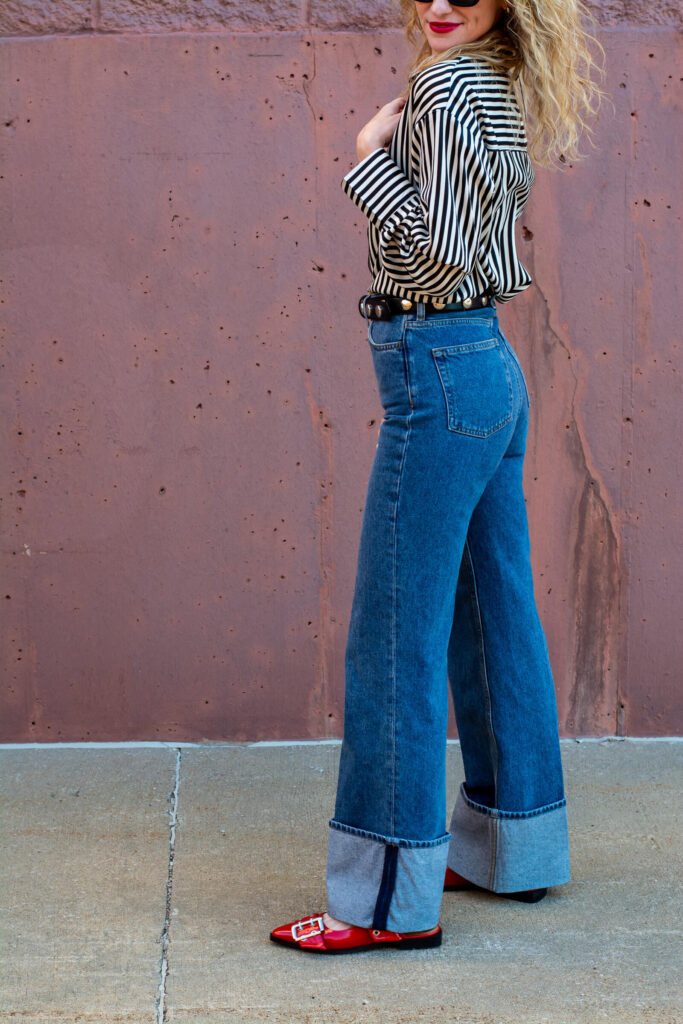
<box><xmin>356</xmin><ymin>95</ymin><xmax>407</xmax><ymax>162</ymax></box>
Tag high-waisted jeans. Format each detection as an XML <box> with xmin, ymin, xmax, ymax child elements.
<box><xmin>325</xmin><ymin>299</ymin><xmax>570</xmax><ymax>932</ymax></box>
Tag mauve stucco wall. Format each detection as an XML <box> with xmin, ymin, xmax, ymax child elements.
<box><xmin>1</xmin><ymin>2</ymin><xmax>681</xmax><ymax>741</ymax></box>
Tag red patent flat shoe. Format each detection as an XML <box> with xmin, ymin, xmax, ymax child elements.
<box><xmin>270</xmin><ymin>912</ymin><xmax>442</xmax><ymax>954</ymax></box>
<box><xmin>444</xmin><ymin>865</ymin><xmax>547</xmax><ymax>903</ymax></box>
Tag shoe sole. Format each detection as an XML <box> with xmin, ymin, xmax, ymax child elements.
<box><xmin>444</xmin><ymin>882</ymin><xmax>547</xmax><ymax>903</ymax></box>
<box><xmin>269</xmin><ymin>929</ymin><xmax>442</xmax><ymax>953</ymax></box>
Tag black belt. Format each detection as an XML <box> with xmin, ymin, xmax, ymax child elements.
<box><xmin>359</xmin><ymin>290</ymin><xmax>495</xmax><ymax>321</ymax></box>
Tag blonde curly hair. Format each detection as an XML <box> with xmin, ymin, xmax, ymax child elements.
<box><xmin>396</xmin><ymin>0</ymin><xmax>609</xmax><ymax>167</ymax></box>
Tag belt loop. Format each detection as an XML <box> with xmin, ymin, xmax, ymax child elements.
<box><xmin>417</xmin><ymin>301</ymin><xmax>426</xmax><ymax>321</ymax></box>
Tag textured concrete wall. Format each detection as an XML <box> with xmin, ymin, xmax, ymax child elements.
<box><xmin>1</xmin><ymin>4</ymin><xmax>681</xmax><ymax>740</ymax></box>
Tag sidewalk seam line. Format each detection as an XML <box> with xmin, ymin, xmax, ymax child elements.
<box><xmin>155</xmin><ymin>746</ymin><xmax>181</xmax><ymax>1024</ymax></box>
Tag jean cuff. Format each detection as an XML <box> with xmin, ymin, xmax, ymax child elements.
<box><xmin>325</xmin><ymin>818</ymin><xmax>451</xmax><ymax>932</ymax></box>
<box><xmin>447</xmin><ymin>782</ymin><xmax>571</xmax><ymax>891</ymax></box>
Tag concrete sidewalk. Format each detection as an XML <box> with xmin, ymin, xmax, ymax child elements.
<box><xmin>0</xmin><ymin>739</ymin><xmax>681</xmax><ymax>1024</ymax></box>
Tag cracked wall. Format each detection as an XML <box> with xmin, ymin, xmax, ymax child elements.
<box><xmin>1</xmin><ymin>14</ymin><xmax>681</xmax><ymax>740</ymax></box>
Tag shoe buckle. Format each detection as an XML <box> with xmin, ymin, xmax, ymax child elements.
<box><xmin>291</xmin><ymin>915</ymin><xmax>325</xmax><ymax>941</ymax></box>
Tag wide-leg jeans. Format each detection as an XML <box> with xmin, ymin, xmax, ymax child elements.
<box><xmin>325</xmin><ymin>299</ymin><xmax>570</xmax><ymax>933</ymax></box>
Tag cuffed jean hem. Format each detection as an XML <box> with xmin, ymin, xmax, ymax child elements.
<box><xmin>326</xmin><ymin>818</ymin><xmax>451</xmax><ymax>932</ymax></box>
<box><xmin>447</xmin><ymin>783</ymin><xmax>571</xmax><ymax>892</ymax></box>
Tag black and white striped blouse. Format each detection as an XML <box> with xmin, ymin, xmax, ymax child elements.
<box><xmin>340</xmin><ymin>55</ymin><xmax>534</xmax><ymax>304</ymax></box>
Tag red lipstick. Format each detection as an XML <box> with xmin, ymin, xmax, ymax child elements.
<box><xmin>429</xmin><ymin>22</ymin><xmax>461</xmax><ymax>32</ymax></box>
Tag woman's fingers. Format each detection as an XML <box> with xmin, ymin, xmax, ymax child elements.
<box><xmin>369</xmin><ymin>98</ymin><xmax>406</xmax><ymax>147</ymax></box>
<box><xmin>356</xmin><ymin>95</ymin><xmax>407</xmax><ymax>158</ymax></box>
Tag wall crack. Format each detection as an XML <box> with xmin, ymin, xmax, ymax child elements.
<box><xmin>529</xmin><ymin>278</ymin><xmax>623</xmax><ymax>735</ymax></box>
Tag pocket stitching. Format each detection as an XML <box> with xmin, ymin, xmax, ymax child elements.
<box><xmin>368</xmin><ymin>318</ymin><xmax>404</xmax><ymax>350</ymax></box>
<box><xmin>432</xmin><ymin>338</ymin><xmax>498</xmax><ymax>355</ymax></box>
<box><xmin>432</xmin><ymin>341</ymin><xmax>514</xmax><ymax>437</ymax></box>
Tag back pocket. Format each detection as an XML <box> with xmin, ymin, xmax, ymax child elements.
<box><xmin>432</xmin><ymin>339</ymin><xmax>513</xmax><ymax>437</ymax></box>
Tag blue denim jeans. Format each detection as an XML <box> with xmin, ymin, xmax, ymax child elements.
<box><xmin>325</xmin><ymin>299</ymin><xmax>570</xmax><ymax>932</ymax></box>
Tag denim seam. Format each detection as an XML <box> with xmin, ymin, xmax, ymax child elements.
<box><xmin>408</xmin><ymin>316</ymin><xmax>496</xmax><ymax>329</ymax></box>
<box><xmin>459</xmin><ymin>784</ymin><xmax>568</xmax><ymax>819</ymax></box>
<box><xmin>499</xmin><ymin>329</ymin><xmax>530</xmax><ymax>408</ymax></box>
<box><xmin>488</xmin><ymin>815</ymin><xmax>498</xmax><ymax>889</ymax></box>
<box><xmin>390</xmin><ymin>338</ymin><xmax>411</xmax><ymax>834</ymax></box>
<box><xmin>506</xmin><ymin>336</ymin><xmax>524</xmax><ymax>410</ymax></box>
<box><xmin>400</xmin><ymin>315</ymin><xmax>414</xmax><ymax>407</ymax></box>
<box><xmin>329</xmin><ymin>818</ymin><xmax>452</xmax><ymax>849</ymax></box>
<box><xmin>464</xmin><ymin>538</ymin><xmax>499</xmax><ymax>806</ymax></box>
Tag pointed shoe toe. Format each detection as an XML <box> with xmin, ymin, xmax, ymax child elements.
<box><xmin>270</xmin><ymin>920</ymin><xmax>298</xmax><ymax>942</ymax></box>
<box><xmin>269</xmin><ymin>912</ymin><xmax>442</xmax><ymax>954</ymax></box>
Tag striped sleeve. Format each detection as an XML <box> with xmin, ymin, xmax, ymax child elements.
<box><xmin>340</xmin><ymin>106</ymin><xmax>495</xmax><ymax>297</ymax></box>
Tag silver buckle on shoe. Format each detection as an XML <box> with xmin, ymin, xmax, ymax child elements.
<box><xmin>291</xmin><ymin>915</ymin><xmax>325</xmax><ymax>941</ymax></box>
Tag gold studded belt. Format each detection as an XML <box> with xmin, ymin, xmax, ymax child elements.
<box><xmin>358</xmin><ymin>290</ymin><xmax>495</xmax><ymax>321</ymax></box>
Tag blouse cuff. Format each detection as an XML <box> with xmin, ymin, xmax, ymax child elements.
<box><xmin>341</xmin><ymin>147</ymin><xmax>419</xmax><ymax>228</ymax></box>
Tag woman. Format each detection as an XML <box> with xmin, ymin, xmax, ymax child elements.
<box><xmin>271</xmin><ymin>0</ymin><xmax>605</xmax><ymax>954</ymax></box>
